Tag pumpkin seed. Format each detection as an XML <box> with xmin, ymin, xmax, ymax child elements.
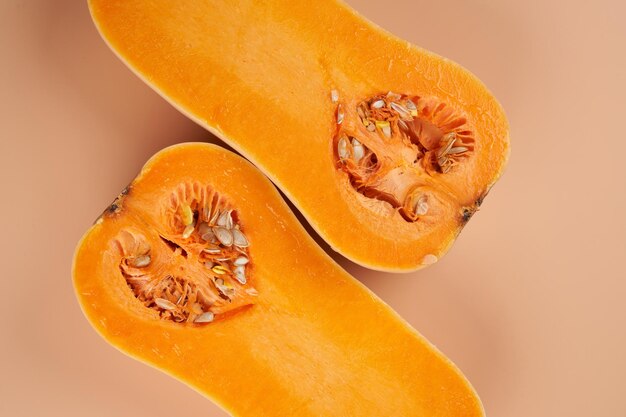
<box><xmin>201</xmin><ymin>228</ymin><xmax>215</xmax><ymax>242</ymax></box>
<box><xmin>338</xmin><ymin>137</ymin><xmax>349</xmax><ymax>159</ymax></box>
<box><xmin>203</xmin><ymin>245</ymin><xmax>221</xmax><ymax>254</ymax></box>
<box><xmin>216</xmin><ymin>210</ymin><xmax>233</xmax><ymax>229</ymax></box>
<box><xmin>447</xmin><ymin>146</ymin><xmax>468</xmax><ymax>155</ymax></box>
<box><xmin>155</xmin><ymin>298</ymin><xmax>177</xmax><ymax>310</ymax></box>
<box><xmin>234</xmin><ymin>256</ymin><xmax>249</xmax><ymax>266</ymax></box>
<box><xmin>209</xmin><ymin>209</ymin><xmax>220</xmax><ymax>226</ymax></box>
<box><xmin>336</xmin><ymin>104</ymin><xmax>344</xmax><ymax>124</ymax></box>
<box><xmin>391</xmin><ymin>102</ymin><xmax>410</xmax><ymax>117</ymax></box>
<box><xmin>415</xmin><ymin>195</ymin><xmax>428</xmax><ymax>216</ymax></box>
<box><xmin>352</xmin><ymin>138</ymin><xmax>364</xmax><ymax>163</ymax></box>
<box><xmin>213</xmin><ymin>227</ymin><xmax>233</xmax><ymax>246</ymax></box>
<box><xmin>232</xmin><ymin>228</ymin><xmax>249</xmax><ymax>247</ymax></box>
<box><xmin>182</xmin><ymin>223</ymin><xmax>195</xmax><ymax>239</ymax></box>
<box><xmin>371</xmin><ymin>99</ymin><xmax>385</xmax><ymax>109</ymax></box>
<box><xmin>194</xmin><ymin>311</ymin><xmax>214</xmax><ymax>323</ymax></box>
<box><xmin>197</xmin><ymin>222</ymin><xmax>211</xmax><ymax>238</ymax></box>
<box><xmin>214</xmin><ymin>278</ymin><xmax>233</xmax><ymax>297</ymax></box>
<box><xmin>233</xmin><ymin>265</ymin><xmax>247</xmax><ymax>284</ymax></box>
<box><xmin>132</xmin><ymin>255</ymin><xmax>151</xmax><ymax>268</ymax></box>
<box><xmin>438</xmin><ymin>133</ymin><xmax>457</xmax><ymax>157</ymax></box>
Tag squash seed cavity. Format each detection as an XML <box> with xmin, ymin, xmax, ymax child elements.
<box><xmin>333</xmin><ymin>92</ymin><xmax>475</xmax><ymax>222</ymax></box>
<box><xmin>116</xmin><ymin>183</ymin><xmax>256</xmax><ymax>325</ymax></box>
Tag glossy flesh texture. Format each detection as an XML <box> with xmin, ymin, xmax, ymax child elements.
<box><xmin>73</xmin><ymin>143</ymin><xmax>483</xmax><ymax>416</ymax></box>
<box><xmin>88</xmin><ymin>0</ymin><xmax>509</xmax><ymax>271</ymax></box>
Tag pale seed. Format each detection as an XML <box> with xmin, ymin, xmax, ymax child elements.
<box><xmin>336</xmin><ymin>104</ymin><xmax>344</xmax><ymax>124</ymax></box>
<box><xmin>194</xmin><ymin>311</ymin><xmax>214</xmax><ymax>323</ymax></box>
<box><xmin>197</xmin><ymin>222</ymin><xmax>211</xmax><ymax>238</ymax></box>
<box><xmin>209</xmin><ymin>209</ymin><xmax>220</xmax><ymax>226</ymax></box>
<box><xmin>382</xmin><ymin>125</ymin><xmax>391</xmax><ymax>138</ymax></box>
<box><xmin>204</xmin><ymin>261</ymin><xmax>214</xmax><ymax>269</ymax></box>
<box><xmin>202</xmin><ymin>204</ymin><xmax>211</xmax><ymax>222</ymax></box>
<box><xmin>353</xmin><ymin>143</ymin><xmax>365</xmax><ymax>163</ymax></box>
<box><xmin>234</xmin><ymin>256</ymin><xmax>249</xmax><ymax>266</ymax></box>
<box><xmin>406</xmin><ymin>99</ymin><xmax>417</xmax><ymax>111</ymax></box>
<box><xmin>338</xmin><ymin>137</ymin><xmax>349</xmax><ymax>159</ymax></box>
<box><xmin>216</xmin><ymin>210</ymin><xmax>233</xmax><ymax>229</ymax></box>
<box><xmin>371</xmin><ymin>99</ymin><xmax>385</xmax><ymax>109</ymax></box>
<box><xmin>203</xmin><ymin>245</ymin><xmax>221</xmax><ymax>254</ymax></box>
<box><xmin>232</xmin><ymin>229</ymin><xmax>249</xmax><ymax>248</ymax></box>
<box><xmin>447</xmin><ymin>146</ymin><xmax>468</xmax><ymax>155</ymax></box>
<box><xmin>155</xmin><ymin>298</ymin><xmax>177</xmax><ymax>310</ymax></box>
<box><xmin>233</xmin><ymin>265</ymin><xmax>247</xmax><ymax>284</ymax></box>
<box><xmin>391</xmin><ymin>102</ymin><xmax>410</xmax><ymax>117</ymax></box>
<box><xmin>182</xmin><ymin>224</ymin><xmax>195</xmax><ymax>239</ymax></box>
<box><xmin>213</xmin><ymin>227</ymin><xmax>233</xmax><ymax>246</ymax></box>
<box><xmin>366</xmin><ymin>123</ymin><xmax>376</xmax><ymax>132</ymax></box>
<box><xmin>438</xmin><ymin>133</ymin><xmax>457</xmax><ymax>157</ymax></box>
<box><xmin>201</xmin><ymin>228</ymin><xmax>215</xmax><ymax>242</ymax></box>
<box><xmin>132</xmin><ymin>255</ymin><xmax>151</xmax><ymax>268</ymax></box>
<box><xmin>415</xmin><ymin>195</ymin><xmax>428</xmax><ymax>216</ymax></box>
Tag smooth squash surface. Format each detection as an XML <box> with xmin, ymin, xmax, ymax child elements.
<box><xmin>73</xmin><ymin>143</ymin><xmax>483</xmax><ymax>416</ymax></box>
<box><xmin>89</xmin><ymin>0</ymin><xmax>509</xmax><ymax>271</ymax></box>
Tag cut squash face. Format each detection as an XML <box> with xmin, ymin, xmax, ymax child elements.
<box><xmin>73</xmin><ymin>143</ymin><xmax>483</xmax><ymax>416</ymax></box>
<box><xmin>88</xmin><ymin>0</ymin><xmax>509</xmax><ymax>271</ymax></box>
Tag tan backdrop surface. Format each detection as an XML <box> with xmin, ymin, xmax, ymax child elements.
<box><xmin>1</xmin><ymin>0</ymin><xmax>624</xmax><ymax>416</ymax></box>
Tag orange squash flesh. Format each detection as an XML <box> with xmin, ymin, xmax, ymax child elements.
<box><xmin>73</xmin><ymin>143</ymin><xmax>483</xmax><ymax>416</ymax></box>
<box><xmin>88</xmin><ymin>0</ymin><xmax>509</xmax><ymax>271</ymax></box>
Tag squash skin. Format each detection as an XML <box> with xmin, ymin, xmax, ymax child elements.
<box><xmin>73</xmin><ymin>143</ymin><xmax>483</xmax><ymax>416</ymax></box>
<box><xmin>87</xmin><ymin>0</ymin><xmax>509</xmax><ymax>271</ymax></box>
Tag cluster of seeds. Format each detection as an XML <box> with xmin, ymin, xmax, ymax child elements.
<box><xmin>183</xmin><ymin>205</ymin><xmax>251</xmax><ymax>288</ymax></box>
<box><xmin>118</xmin><ymin>185</ymin><xmax>255</xmax><ymax>325</ymax></box>
<box><xmin>355</xmin><ymin>91</ymin><xmax>418</xmax><ymax>140</ymax></box>
<box><xmin>331</xmin><ymin>90</ymin><xmax>474</xmax><ymax>222</ymax></box>
<box><xmin>436</xmin><ymin>132</ymin><xmax>468</xmax><ymax>173</ymax></box>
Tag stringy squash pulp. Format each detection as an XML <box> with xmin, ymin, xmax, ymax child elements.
<box><xmin>73</xmin><ymin>143</ymin><xmax>484</xmax><ymax>416</ymax></box>
<box><xmin>87</xmin><ymin>1</ymin><xmax>509</xmax><ymax>271</ymax></box>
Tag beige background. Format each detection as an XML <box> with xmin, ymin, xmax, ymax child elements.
<box><xmin>1</xmin><ymin>0</ymin><xmax>625</xmax><ymax>416</ymax></box>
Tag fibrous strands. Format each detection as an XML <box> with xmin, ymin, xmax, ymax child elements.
<box><xmin>117</xmin><ymin>183</ymin><xmax>255</xmax><ymax>325</ymax></box>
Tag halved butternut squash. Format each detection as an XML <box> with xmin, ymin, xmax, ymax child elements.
<box><xmin>88</xmin><ymin>0</ymin><xmax>509</xmax><ymax>271</ymax></box>
<box><xmin>73</xmin><ymin>143</ymin><xmax>483</xmax><ymax>416</ymax></box>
